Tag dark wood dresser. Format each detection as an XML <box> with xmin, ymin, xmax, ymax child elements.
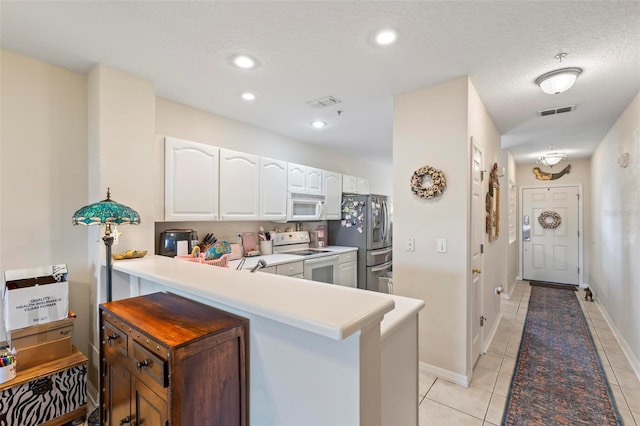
<box><xmin>99</xmin><ymin>292</ymin><xmax>246</xmax><ymax>426</ymax></box>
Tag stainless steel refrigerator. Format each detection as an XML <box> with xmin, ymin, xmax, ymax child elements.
<box><xmin>328</xmin><ymin>194</ymin><xmax>392</xmax><ymax>292</ymax></box>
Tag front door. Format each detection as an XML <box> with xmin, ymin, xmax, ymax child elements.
<box><xmin>522</xmin><ymin>186</ymin><xmax>580</xmax><ymax>285</ymax></box>
<box><xmin>470</xmin><ymin>142</ymin><xmax>484</xmax><ymax>366</ymax></box>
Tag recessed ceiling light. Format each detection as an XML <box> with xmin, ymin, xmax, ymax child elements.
<box><xmin>241</xmin><ymin>92</ymin><xmax>258</xmax><ymax>101</ymax></box>
<box><xmin>310</xmin><ymin>120</ymin><xmax>327</xmax><ymax>129</ymax></box>
<box><xmin>374</xmin><ymin>29</ymin><xmax>397</xmax><ymax>46</ymax></box>
<box><xmin>231</xmin><ymin>54</ymin><xmax>258</xmax><ymax>69</ymax></box>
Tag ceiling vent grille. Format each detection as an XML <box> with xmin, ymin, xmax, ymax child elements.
<box><xmin>537</xmin><ymin>105</ymin><xmax>576</xmax><ymax>117</ymax></box>
<box><xmin>306</xmin><ymin>96</ymin><xmax>342</xmax><ymax>108</ymax></box>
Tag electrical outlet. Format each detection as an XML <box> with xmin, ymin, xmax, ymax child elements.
<box><xmin>406</xmin><ymin>238</ymin><xmax>415</xmax><ymax>252</ymax></box>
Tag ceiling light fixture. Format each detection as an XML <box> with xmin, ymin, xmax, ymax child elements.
<box><xmin>535</xmin><ymin>53</ymin><xmax>581</xmax><ymax>94</ymax></box>
<box><xmin>231</xmin><ymin>54</ymin><xmax>258</xmax><ymax>69</ymax></box>
<box><xmin>537</xmin><ymin>151</ymin><xmax>568</xmax><ymax>167</ymax></box>
<box><xmin>310</xmin><ymin>120</ymin><xmax>327</xmax><ymax>129</ymax></box>
<box><xmin>241</xmin><ymin>92</ymin><xmax>258</xmax><ymax>101</ymax></box>
<box><xmin>374</xmin><ymin>29</ymin><xmax>397</xmax><ymax>46</ymax></box>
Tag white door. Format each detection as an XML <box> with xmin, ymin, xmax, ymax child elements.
<box><xmin>470</xmin><ymin>142</ymin><xmax>484</xmax><ymax>366</ymax></box>
<box><xmin>260</xmin><ymin>157</ymin><xmax>288</xmax><ymax>221</ymax></box>
<box><xmin>306</xmin><ymin>167</ymin><xmax>324</xmax><ymax>195</ymax></box>
<box><xmin>323</xmin><ymin>171</ymin><xmax>342</xmax><ymax>219</ymax></box>
<box><xmin>164</xmin><ymin>137</ymin><xmax>219</xmax><ymax>221</ymax></box>
<box><xmin>522</xmin><ymin>186</ymin><xmax>579</xmax><ymax>285</ymax></box>
<box><xmin>288</xmin><ymin>163</ymin><xmax>306</xmax><ymax>193</ymax></box>
<box><xmin>219</xmin><ymin>149</ymin><xmax>260</xmax><ymax>220</ymax></box>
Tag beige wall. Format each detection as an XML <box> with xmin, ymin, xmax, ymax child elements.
<box><xmin>590</xmin><ymin>91</ymin><xmax>640</xmax><ymax>374</ymax></box>
<box><xmin>392</xmin><ymin>77</ymin><xmax>502</xmax><ymax>382</ymax></box>
<box><xmin>0</xmin><ymin>50</ymin><xmax>90</xmax><ymax>351</ymax></box>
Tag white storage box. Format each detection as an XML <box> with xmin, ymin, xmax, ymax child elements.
<box><xmin>3</xmin><ymin>264</ymin><xmax>69</xmax><ymax>332</ymax></box>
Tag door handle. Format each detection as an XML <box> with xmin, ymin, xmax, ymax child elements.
<box><xmin>472</xmin><ymin>267</ymin><xmax>481</xmax><ymax>274</ymax></box>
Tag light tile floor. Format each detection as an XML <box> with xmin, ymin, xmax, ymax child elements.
<box><xmin>418</xmin><ymin>280</ymin><xmax>640</xmax><ymax>425</ymax></box>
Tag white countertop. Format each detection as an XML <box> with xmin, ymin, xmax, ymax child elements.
<box><xmin>113</xmin><ymin>254</ymin><xmax>393</xmax><ymax>341</ymax></box>
<box><xmin>227</xmin><ymin>245</ymin><xmax>357</xmax><ymax>270</ymax></box>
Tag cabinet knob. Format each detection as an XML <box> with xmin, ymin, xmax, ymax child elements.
<box><xmin>106</xmin><ymin>333</ymin><xmax>120</xmax><ymax>346</ymax></box>
<box><xmin>135</xmin><ymin>358</ymin><xmax>151</xmax><ymax>372</ymax></box>
<box><xmin>119</xmin><ymin>416</ymin><xmax>131</xmax><ymax>425</ymax></box>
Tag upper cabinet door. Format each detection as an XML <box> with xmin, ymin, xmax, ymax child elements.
<box><xmin>288</xmin><ymin>163</ymin><xmax>307</xmax><ymax>193</ymax></box>
<box><xmin>342</xmin><ymin>175</ymin><xmax>357</xmax><ymax>194</ymax></box>
<box><xmin>260</xmin><ymin>157</ymin><xmax>288</xmax><ymax>221</ymax></box>
<box><xmin>219</xmin><ymin>149</ymin><xmax>260</xmax><ymax>221</ymax></box>
<box><xmin>165</xmin><ymin>137</ymin><xmax>219</xmax><ymax>221</ymax></box>
<box><xmin>306</xmin><ymin>167</ymin><xmax>324</xmax><ymax>196</ymax></box>
<box><xmin>323</xmin><ymin>171</ymin><xmax>342</xmax><ymax>220</ymax></box>
<box><xmin>356</xmin><ymin>177</ymin><xmax>370</xmax><ymax>195</ymax></box>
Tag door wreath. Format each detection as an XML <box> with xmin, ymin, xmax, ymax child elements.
<box><xmin>410</xmin><ymin>165</ymin><xmax>446</xmax><ymax>199</ymax></box>
<box><xmin>538</xmin><ymin>211</ymin><xmax>561</xmax><ymax>229</ymax></box>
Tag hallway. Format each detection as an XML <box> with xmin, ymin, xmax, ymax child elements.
<box><xmin>418</xmin><ymin>280</ymin><xmax>640</xmax><ymax>425</ymax></box>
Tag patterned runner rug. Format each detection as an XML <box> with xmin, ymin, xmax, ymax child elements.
<box><xmin>502</xmin><ymin>285</ymin><xmax>622</xmax><ymax>425</ymax></box>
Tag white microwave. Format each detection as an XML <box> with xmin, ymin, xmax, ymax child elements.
<box><xmin>287</xmin><ymin>192</ymin><xmax>325</xmax><ymax>221</ymax></box>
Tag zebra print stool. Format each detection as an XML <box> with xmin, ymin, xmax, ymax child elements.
<box><xmin>0</xmin><ymin>347</ymin><xmax>87</xmax><ymax>426</ymax></box>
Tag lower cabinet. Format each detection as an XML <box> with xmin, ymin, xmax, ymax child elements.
<box><xmin>337</xmin><ymin>251</ymin><xmax>357</xmax><ymax>288</ymax></box>
<box><xmin>100</xmin><ymin>292</ymin><xmax>246</xmax><ymax>425</ymax></box>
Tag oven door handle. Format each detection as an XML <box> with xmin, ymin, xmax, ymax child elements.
<box><xmin>371</xmin><ymin>260</ymin><xmax>393</xmax><ymax>273</ymax></box>
<box><xmin>304</xmin><ymin>255</ymin><xmax>339</xmax><ymax>265</ymax></box>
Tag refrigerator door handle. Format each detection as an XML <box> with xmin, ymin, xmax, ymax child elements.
<box><xmin>370</xmin><ymin>247</ymin><xmax>392</xmax><ymax>256</ymax></box>
<box><xmin>371</xmin><ymin>260</ymin><xmax>393</xmax><ymax>273</ymax></box>
<box><xmin>382</xmin><ymin>200</ymin><xmax>390</xmax><ymax>242</ymax></box>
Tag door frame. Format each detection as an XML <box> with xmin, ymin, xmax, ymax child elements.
<box><xmin>518</xmin><ymin>183</ymin><xmax>584</xmax><ymax>286</ymax></box>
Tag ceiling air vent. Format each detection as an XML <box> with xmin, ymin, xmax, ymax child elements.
<box><xmin>537</xmin><ymin>105</ymin><xmax>576</xmax><ymax>117</ymax></box>
<box><xmin>306</xmin><ymin>96</ymin><xmax>342</xmax><ymax>108</ymax></box>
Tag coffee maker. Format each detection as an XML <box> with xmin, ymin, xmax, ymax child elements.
<box><xmin>158</xmin><ymin>229</ymin><xmax>198</xmax><ymax>257</ymax></box>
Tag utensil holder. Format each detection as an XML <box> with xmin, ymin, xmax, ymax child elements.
<box><xmin>0</xmin><ymin>362</ymin><xmax>17</xmax><ymax>384</ymax></box>
<box><xmin>259</xmin><ymin>240</ymin><xmax>273</xmax><ymax>255</ymax></box>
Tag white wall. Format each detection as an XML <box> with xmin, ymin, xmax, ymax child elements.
<box><xmin>0</xmin><ymin>50</ymin><xmax>90</xmax><ymax>353</ymax></box>
<box><xmin>392</xmin><ymin>76</ymin><xmax>502</xmax><ymax>381</ymax></box>
<box><xmin>590</xmin><ymin>91</ymin><xmax>640</xmax><ymax>375</ymax></box>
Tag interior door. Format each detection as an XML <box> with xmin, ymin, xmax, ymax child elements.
<box><xmin>522</xmin><ymin>186</ymin><xmax>579</xmax><ymax>284</ymax></box>
<box><xmin>470</xmin><ymin>142</ymin><xmax>484</xmax><ymax>366</ymax></box>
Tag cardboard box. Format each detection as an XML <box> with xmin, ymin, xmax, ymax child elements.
<box><xmin>3</xmin><ymin>264</ymin><xmax>69</xmax><ymax>331</ymax></box>
<box><xmin>7</xmin><ymin>316</ymin><xmax>74</xmax><ymax>349</ymax></box>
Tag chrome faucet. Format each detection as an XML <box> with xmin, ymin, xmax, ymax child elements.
<box><xmin>250</xmin><ymin>259</ymin><xmax>267</xmax><ymax>273</ymax></box>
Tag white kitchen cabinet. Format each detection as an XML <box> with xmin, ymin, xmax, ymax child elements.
<box><xmin>342</xmin><ymin>174</ymin><xmax>369</xmax><ymax>195</ymax></box>
<box><xmin>164</xmin><ymin>137</ymin><xmax>219</xmax><ymax>221</ymax></box>
<box><xmin>356</xmin><ymin>177</ymin><xmax>370</xmax><ymax>194</ymax></box>
<box><xmin>219</xmin><ymin>149</ymin><xmax>260</xmax><ymax>220</ymax></box>
<box><xmin>260</xmin><ymin>157</ymin><xmax>288</xmax><ymax>221</ymax></box>
<box><xmin>337</xmin><ymin>251</ymin><xmax>357</xmax><ymax>288</ymax></box>
<box><xmin>288</xmin><ymin>163</ymin><xmax>324</xmax><ymax>195</ymax></box>
<box><xmin>323</xmin><ymin>171</ymin><xmax>342</xmax><ymax>220</ymax></box>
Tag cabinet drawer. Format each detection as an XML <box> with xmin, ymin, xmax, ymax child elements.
<box><xmin>102</xmin><ymin>320</ymin><xmax>127</xmax><ymax>357</ymax></box>
<box><xmin>277</xmin><ymin>261</ymin><xmax>303</xmax><ymax>276</ymax></box>
<box><xmin>339</xmin><ymin>251</ymin><xmax>357</xmax><ymax>264</ymax></box>
<box><xmin>132</xmin><ymin>341</ymin><xmax>168</xmax><ymax>387</ymax></box>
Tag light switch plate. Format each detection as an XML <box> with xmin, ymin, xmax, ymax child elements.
<box><xmin>406</xmin><ymin>238</ymin><xmax>415</xmax><ymax>252</ymax></box>
<box><xmin>437</xmin><ymin>238</ymin><xmax>447</xmax><ymax>253</ymax></box>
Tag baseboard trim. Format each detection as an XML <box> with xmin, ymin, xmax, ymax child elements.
<box><xmin>596</xmin><ymin>301</ymin><xmax>640</xmax><ymax>382</ymax></box>
<box><xmin>419</xmin><ymin>361</ymin><xmax>469</xmax><ymax>388</ymax></box>
<box><xmin>482</xmin><ymin>312</ymin><xmax>503</xmax><ymax>354</ymax></box>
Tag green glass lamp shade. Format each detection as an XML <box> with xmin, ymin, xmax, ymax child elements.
<box><xmin>72</xmin><ymin>188</ymin><xmax>140</xmax><ymax>227</ymax></box>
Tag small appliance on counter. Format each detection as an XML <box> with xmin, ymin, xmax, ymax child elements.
<box><xmin>158</xmin><ymin>229</ymin><xmax>198</xmax><ymax>257</ymax></box>
<box><xmin>309</xmin><ymin>226</ymin><xmax>327</xmax><ymax>248</ymax></box>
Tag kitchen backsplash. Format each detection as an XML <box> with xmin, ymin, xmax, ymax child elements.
<box><xmin>154</xmin><ymin>220</ymin><xmax>329</xmax><ymax>254</ymax></box>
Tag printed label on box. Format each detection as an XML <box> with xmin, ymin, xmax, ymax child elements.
<box><xmin>3</xmin><ymin>264</ymin><xmax>69</xmax><ymax>331</ymax></box>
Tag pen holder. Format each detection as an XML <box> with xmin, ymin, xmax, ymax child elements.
<box><xmin>259</xmin><ymin>240</ymin><xmax>273</xmax><ymax>255</ymax></box>
<box><xmin>0</xmin><ymin>361</ymin><xmax>17</xmax><ymax>384</ymax></box>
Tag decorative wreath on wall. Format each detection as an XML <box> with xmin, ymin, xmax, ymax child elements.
<box><xmin>410</xmin><ymin>165</ymin><xmax>447</xmax><ymax>199</ymax></box>
<box><xmin>538</xmin><ymin>211</ymin><xmax>562</xmax><ymax>229</ymax></box>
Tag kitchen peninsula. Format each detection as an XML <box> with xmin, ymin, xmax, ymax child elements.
<box><xmin>111</xmin><ymin>255</ymin><xmax>423</xmax><ymax>425</ymax></box>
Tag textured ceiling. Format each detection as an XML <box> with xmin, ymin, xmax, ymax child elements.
<box><xmin>2</xmin><ymin>1</ymin><xmax>639</xmax><ymax>166</ymax></box>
